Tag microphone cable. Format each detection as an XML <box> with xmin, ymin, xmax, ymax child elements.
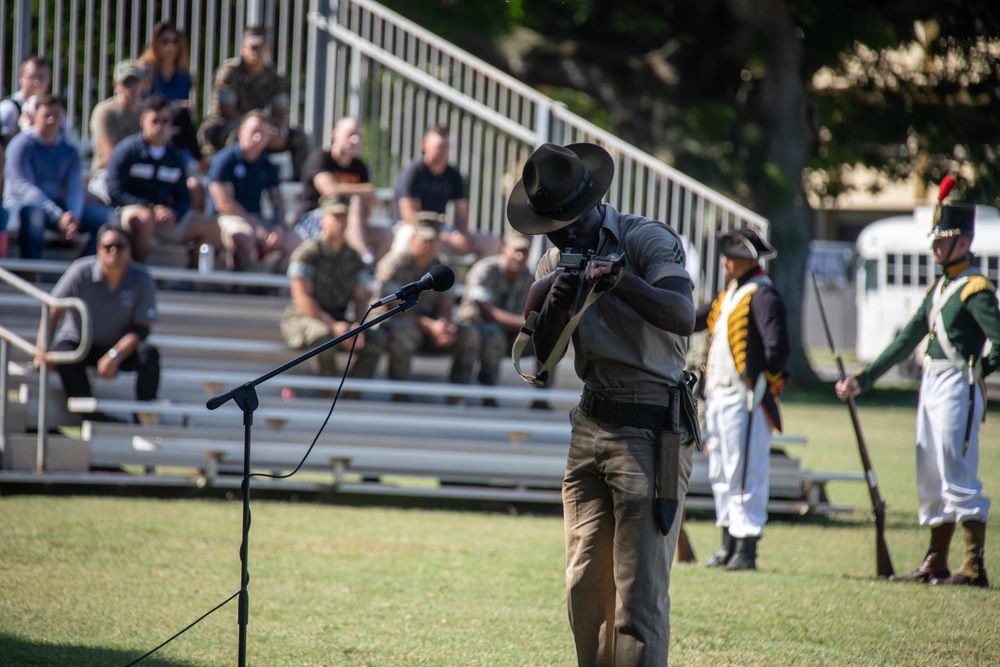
<box><xmin>120</xmin><ymin>306</ymin><xmax>374</xmax><ymax>666</ymax></box>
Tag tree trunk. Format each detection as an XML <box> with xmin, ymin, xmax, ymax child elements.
<box><xmin>729</xmin><ymin>0</ymin><xmax>821</xmax><ymax>386</ymax></box>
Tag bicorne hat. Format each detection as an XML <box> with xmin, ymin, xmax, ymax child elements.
<box><xmin>716</xmin><ymin>228</ymin><xmax>777</xmax><ymax>261</ymax></box>
<box><xmin>930</xmin><ymin>176</ymin><xmax>975</xmax><ymax>239</ymax></box>
<box><xmin>506</xmin><ymin>143</ymin><xmax>615</xmax><ymax>235</ymax></box>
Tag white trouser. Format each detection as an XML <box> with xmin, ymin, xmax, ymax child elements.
<box><xmin>916</xmin><ymin>364</ymin><xmax>991</xmax><ymax>525</ymax></box>
<box><xmin>704</xmin><ymin>387</ymin><xmax>771</xmax><ymax>538</ymax></box>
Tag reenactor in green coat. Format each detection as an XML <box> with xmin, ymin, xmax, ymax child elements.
<box><xmin>837</xmin><ymin>179</ymin><xmax>1000</xmax><ymax>588</ymax></box>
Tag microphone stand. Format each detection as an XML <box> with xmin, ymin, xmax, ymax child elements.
<box><xmin>206</xmin><ymin>297</ymin><xmax>417</xmax><ymax>667</ymax></box>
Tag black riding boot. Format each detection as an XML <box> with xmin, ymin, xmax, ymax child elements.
<box><xmin>705</xmin><ymin>528</ymin><xmax>735</xmax><ymax>568</ymax></box>
<box><xmin>726</xmin><ymin>536</ymin><xmax>758</xmax><ymax>571</ymax></box>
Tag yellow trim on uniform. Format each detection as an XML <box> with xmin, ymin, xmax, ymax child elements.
<box><xmin>726</xmin><ymin>287</ymin><xmax>757</xmax><ymax>376</ymax></box>
<box><xmin>706</xmin><ymin>289</ymin><xmax>725</xmax><ymax>335</ymax></box>
<box><xmin>961</xmin><ymin>275</ymin><xmax>996</xmax><ymax>301</ymax></box>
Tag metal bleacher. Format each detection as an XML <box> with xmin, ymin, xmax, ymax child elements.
<box><xmin>0</xmin><ymin>1</ymin><xmax>862</xmax><ymax>514</ymax></box>
<box><xmin>0</xmin><ymin>256</ymin><xmax>857</xmax><ymax>515</ymax></box>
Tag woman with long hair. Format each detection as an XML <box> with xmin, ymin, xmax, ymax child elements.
<box><xmin>139</xmin><ymin>21</ymin><xmax>206</xmax><ymax>173</ymax></box>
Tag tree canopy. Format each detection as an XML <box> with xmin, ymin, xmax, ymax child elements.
<box><xmin>380</xmin><ymin>0</ymin><xmax>1000</xmax><ymax>382</ymax></box>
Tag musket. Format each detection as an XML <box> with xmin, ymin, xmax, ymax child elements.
<box><xmin>676</xmin><ymin>522</ymin><xmax>697</xmax><ymax>564</ymax></box>
<box><xmin>739</xmin><ymin>372</ymin><xmax>767</xmax><ymax>504</ymax></box>
<box><xmin>811</xmin><ymin>272</ymin><xmax>895</xmax><ymax>578</ymax></box>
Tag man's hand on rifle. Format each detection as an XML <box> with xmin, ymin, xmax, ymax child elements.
<box><xmin>835</xmin><ymin>377</ymin><xmax>861</xmax><ymax>401</ymax></box>
<box><xmin>585</xmin><ymin>254</ymin><xmax>625</xmax><ymax>293</ymax></box>
<box><xmin>546</xmin><ymin>268</ymin><xmax>579</xmax><ymax>312</ymax></box>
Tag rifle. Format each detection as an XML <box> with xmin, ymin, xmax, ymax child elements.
<box><xmin>676</xmin><ymin>522</ymin><xmax>697</xmax><ymax>564</ymax></box>
<box><xmin>811</xmin><ymin>272</ymin><xmax>895</xmax><ymax>578</ymax></box>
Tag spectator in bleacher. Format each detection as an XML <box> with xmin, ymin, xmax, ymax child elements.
<box><xmin>89</xmin><ymin>60</ymin><xmax>143</xmax><ymax>204</ymax></box>
<box><xmin>0</xmin><ymin>56</ymin><xmax>71</xmax><ymax>146</ymax></box>
<box><xmin>138</xmin><ymin>20</ymin><xmax>208</xmax><ymax>213</ymax></box>
<box><xmin>207</xmin><ymin>110</ymin><xmax>299</xmax><ymax>272</ymax></box>
<box><xmin>106</xmin><ymin>94</ymin><xmax>222</xmax><ymax>264</ymax></box>
<box><xmin>392</xmin><ymin>123</ymin><xmax>499</xmax><ymax>261</ymax></box>
<box><xmin>3</xmin><ymin>95</ymin><xmax>114</xmax><ymax>259</ymax></box>
<box><xmin>138</xmin><ymin>22</ymin><xmax>205</xmax><ymax>171</ymax></box>
<box><xmin>374</xmin><ymin>215</ymin><xmax>478</xmax><ymax>393</ymax></box>
<box><xmin>296</xmin><ymin>115</ymin><xmax>391</xmax><ymax>263</ymax></box>
<box><xmin>455</xmin><ymin>228</ymin><xmax>536</xmax><ymax>393</ymax></box>
<box><xmin>34</xmin><ymin>222</ymin><xmax>160</xmax><ymax>422</ymax></box>
<box><xmin>281</xmin><ymin>195</ymin><xmax>386</xmax><ymax>383</ymax></box>
<box><xmin>198</xmin><ymin>25</ymin><xmax>309</xmax><ymax>180</ymax></box>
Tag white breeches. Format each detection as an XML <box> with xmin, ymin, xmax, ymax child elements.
<box><xmin>704</xmin><ymin>387</ymin><xmax>771</xmax><ymax>538</ymax></box>
<box><xmin>916</xmin><ymin>365</ymin><xmax>990</xmax><ymax>526</ymax></box>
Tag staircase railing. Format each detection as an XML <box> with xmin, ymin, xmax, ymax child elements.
<box><xmin>0</xmin><ymin>267</ymin><xmax>91</xmax><ymax>471</ymax></box>
<box><xmin>308</xmin><ymin>0</ymin><xmax>769</xmax><ymax>300</ymax></box>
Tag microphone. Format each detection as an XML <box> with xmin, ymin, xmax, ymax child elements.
<box><xmin>371</xmin><ymin>264</ymin><xmax>455</xmax><ymax>308</ymax></box>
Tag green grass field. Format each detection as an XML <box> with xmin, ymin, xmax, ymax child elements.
<box><xmin>1</xmin><ymin>393</ymin><xmax>999</xmax><ymax>666</ymax></box>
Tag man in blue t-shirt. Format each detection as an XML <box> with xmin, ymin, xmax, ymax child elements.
<box><xmin>392</xmin><ymin>124</ymin><xmax>499</xmax><ymax>260</ymax></box>
<box><xmin>207</xmin><ymin>110</ymin><xmax>299</xmax><ymax>272</ymax></box>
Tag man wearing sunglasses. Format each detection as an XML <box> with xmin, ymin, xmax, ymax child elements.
<box><xmin>35</xmin><ymin>223</ymin><xmax>160</xmax><ymax>422</ymax></box>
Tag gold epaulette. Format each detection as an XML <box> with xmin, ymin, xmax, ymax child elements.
<box><xmin>961</xmin><ymin>275</ymin><xmax>996</xmax><ymax>301</ymax></box>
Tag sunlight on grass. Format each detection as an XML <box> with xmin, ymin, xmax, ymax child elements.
<box><xmin>1</xmin><ymin>400</ymin><xmax>998</xmax><ymax>666</ymax></box>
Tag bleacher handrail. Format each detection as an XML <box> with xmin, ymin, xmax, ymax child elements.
<box><xmin>0</xmin><ymin>267</ymin><xmax>91</xmax><ymax>363</ymax></box>
<box><xmin>331</xmin><ymin>0</ymin><xmax>552</xmax><ymax>111</ymax></box>
<box><xmin>0</xmin><ymin>265</ymin><xmax>91</xmax><ymax>473</ymax></box>
<box><xmin>309</xmin><ymin>13</ymin><xmax>537</xmax><ymax>145</ymax></box>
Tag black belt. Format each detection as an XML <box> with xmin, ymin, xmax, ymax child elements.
<box><xmin>579</xmin><ymin>386</ymin><xmax>680</xmax><ymax>432</ymax></box>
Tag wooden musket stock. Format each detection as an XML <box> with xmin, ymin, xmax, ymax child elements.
<box><xmin>811</xmin><ymin>273</ymin><xmax>895</xmax><ymax>578</ymax></box>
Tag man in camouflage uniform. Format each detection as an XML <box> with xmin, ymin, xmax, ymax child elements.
<box><xmin>837</xmin><ymin>184</ymin><xmax>1000</xmax><ymax>588</ymax></box>
<box><xmin>280</xmin><ymin>195</ymin><xmax>385</xmax><ymax>380</ymax></box>
<box><xmin>455</xmin><ymin>228</ymin><xmax>535</xmax><ymax>389</ymax></box>
<box><xmin>374</xmin><ymin>216</ymin><xmax>478</xmax><ymax>388</ymax></box>
<box><xmin>198</xmin><ymin>25</ymin><xmax>309</xmax><ymax>179</ymax></box>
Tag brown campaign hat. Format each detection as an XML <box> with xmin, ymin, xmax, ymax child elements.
<box><xmin>506</xmin><ymin>143</ymin><xmax>614</xmax><ymax>235</ymax></box>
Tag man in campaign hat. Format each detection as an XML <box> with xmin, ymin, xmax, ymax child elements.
<box><xmin>694</xmin><ymin>227</ymin><xmax>789</xmax><ymax>571</ymax></box>
<box><xmin>836</xmin><ymin>177</ymin><xmax>1000</xmax><ymax>588</ymax></box>
<box><xmin>510</xmin><ymin>142</ymin><xmax>698</xmax><ymax>666</ymax></box>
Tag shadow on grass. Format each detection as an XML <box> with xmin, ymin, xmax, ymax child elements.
<box><xmin>0</xmin><ymin>633</ymin><xmax>198</xmax><ymax>667</ymax></box>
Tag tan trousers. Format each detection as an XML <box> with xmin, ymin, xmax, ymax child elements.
<box><xmin>563</xmin><ymin>405</ymin><xmax>694</xmax><ymax>666</ymax></box>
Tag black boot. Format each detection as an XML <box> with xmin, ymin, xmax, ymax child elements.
<box><xmin>726</xmin><ymin>536</ymin><xmax>758</xmax><ymax>571</ymax></box>
<box><xmin>705</xmin><ymin>528</ymin><xmax>735</xmax><ymax>568</ymax></box>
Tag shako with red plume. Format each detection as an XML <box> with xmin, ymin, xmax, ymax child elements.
<box><xmin>930</xmin><ymin>176</ymin><xmax>975</xmax><ymax>239</ymax></box>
